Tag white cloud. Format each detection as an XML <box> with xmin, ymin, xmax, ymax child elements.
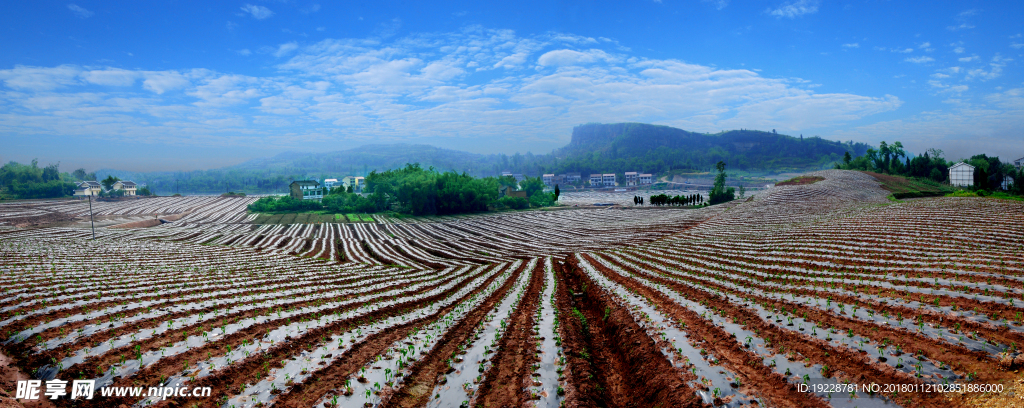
<box><xmin>82</xmin><ymin>69</ymin><xmax>138</xmax><ymax>86</ymax></box>
<box><xmin>958</xmin><ymin>55</ymin><xmax>978</xmax><ymax>62</ymax></box>
<box><xmin>0</xmin><ymin>65</ymin><xmax>82</xmax><ymax>90</ymax></box>
<box><xmin>67</xmin><ymin>4</ymin><xmax>94</xmax><ymax>18</ymax></box>
<box><xmin>0</xmin><ymin>28</ymin><xmax>906</xmax><ymax>154</ymax></box>
<box><xmin>1012</xmin><ymin>43</ymin><xmax>1024</xmax><ymax>49</ymax></box>
<box><xmin>946</xmin><ymin>23</ymin><xmax>975</xmax><ymax>31</ymax></box>
<box><xmin>142</xmin><ymin>71</ymin><xmax>193</xmax><ymax>94</ymax></box>
<box><xmin>537</xmin><ymin>49</ymin><xmax>616</xmax><ymax>66</ymax></box>
<box><xmin>300</xmin><ymin>4</ymin><xmax>320</xmax><ymax>14</ymax></box>
<box><xmin>702</xmin><ymin>0</ymin><xmax>729</xmax><ymax>10</ymax></box>
<box><xmin>766</xmin><ymin>0</ymin><xmax>819</xmax><ymax>18</ymax></box>
<box><xmin>237</xmin><ymin>49</ymin><xmax>252</xmax><ymax>56</ymax></box>
<box><xmin>953</xmin><ymin>47</ymin><xmax>965</xmax><ymax>53</ymax></box>
<box><xmin>965</xmin><ymin>54</ymin><xmax>1011</xmax><ymax>81</ymax></box>
<box><xmin>904</xmin><ymin>56</ymin><xmax>934</xmax><ymax>64</ymax></box>
<box><xmin>918</xmin><ymin>42</ymin><xmax>931</xmax><ymax>49</ymax></box>
<box><xmin>273</xmin><ymin>42</ymin><xmax>300</xmax><ymax>58</ymax></box>
<box><xmin>842</xmin><ymin>43</ymin><xmax>859</xmax><ymax>48</ymax></box>
<box><xmin>241</xmin><ymin>4</ymin><xmax>273</xmax><ymax>20</ymax></box>
<box><xmin>892</xmin><ymin>48</ymin><xmax>914</xmax><ymax>53</ymax></box>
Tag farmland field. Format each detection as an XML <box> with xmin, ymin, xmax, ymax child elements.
<box><xmin>1</xmin><ymin>170</ymin><xmax>1023</xmax><ymax>407</ymax></box>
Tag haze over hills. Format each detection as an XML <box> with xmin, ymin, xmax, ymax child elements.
<box><xmin>96</xmin><ymin>123</ymin><xmax>870</xmax><ymax>194</ymax></box>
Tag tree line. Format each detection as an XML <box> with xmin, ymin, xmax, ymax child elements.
<box><xmin>835</xmin><ymin>141</ymin><xmax>1023</xmax><ymax>193</ymax></box>
<box><xmin>247</xmin><ymin>163</ymin><xmax>558</xmax><ymax>216</ymax></box>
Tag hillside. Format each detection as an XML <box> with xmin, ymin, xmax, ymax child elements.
<box><xmin>94</xmin><ymin>123</ymin><xmax>870</xmax><ymax>194</ymax></box>
<box><xmin>551</xmin><ymin>123</ymin><xmax>870</xmax><ymax>175</ymax></box>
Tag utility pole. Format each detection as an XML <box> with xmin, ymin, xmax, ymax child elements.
<box><xmin>88</xmin><ymin>192</ymin><xmax>95</xmax><ymax>239</ymax></box>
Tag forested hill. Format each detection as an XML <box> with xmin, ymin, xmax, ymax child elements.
<box><xmin>554</xmin><ymin>123</ymin><xmax>871</xmax><ymax>173</ymax></box>
<box><xmin>92</xmin><ymin>123</ymin><xmax>871</xmax><ymax>195</ymax></box>
<box><xmin>95</xmin><ymin>144</ymin><xmax>493</xmax><ymax>195</ymax></box>
<box><xmin>225</xmin><ymin>144</ymin><xmax>490</xmax><ymax>174</ymax></box>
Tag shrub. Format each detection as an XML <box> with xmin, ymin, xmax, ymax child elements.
<box><xmin>495</xmin><ymin>196</ymin><xmax>529</xmax><ymax>210</ymax></box>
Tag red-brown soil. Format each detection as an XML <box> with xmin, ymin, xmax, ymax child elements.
<box><xmin>473</xmin><ymin>260</ymin><xmax>544</xmax><ymax>407</ymax></box>
<box><xmin>554</xmin><ymin>256</ymin><xmax>704</xmax><ymax>408</ymax></box>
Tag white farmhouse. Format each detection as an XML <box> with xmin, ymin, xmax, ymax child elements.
<box><xmin>111</xmin><ymin>180</ymin><xmax>137</xmax><ymax>196</ymax></box>
<box><xmin>602</xmin><ymin>174</ymin><xmax>616</xmax><ymax>187</ymax></box>
<box><xmin>624</xmin><ymin>172</ymin><xmax>638</xmax><ymax>186</ymax></box>
<box><xmin>948</xmin><ymin>162</ymin><xmax>974</xmax><ymax>187</ymax></box>
<box><xmin>74</xmin><ymin>181</ymin><xmax>102</xmax><ymax>196</ymax></box>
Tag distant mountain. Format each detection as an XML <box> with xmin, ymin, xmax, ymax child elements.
<box><xmin>96</xmin><ymin>123</ymin><xmax>868</xmax><ymax>194</ymax></box>
<box><xmin>550</xmin><ymin>123</ymin><xmax>870</xmax><ymax>174</ymax></box>
<box><xmin>225</xmin><ymin>144</ymin><xmax>492</xmax><ymax>175</ymax></box>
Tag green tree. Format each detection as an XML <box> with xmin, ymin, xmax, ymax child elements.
<box><xmin>520</xmin><ymin>176</ymin><xmax>545</xmax><ymax>198</ymax></box>
<box><xmin>554</xmin><ymin>184</ymin><xmax>560</xmax><ymax>201</ymax></box>
<box><xmin>708</xmin><ymin>161</ymin><xmax>735</xmax><ymax>205</ymax></box>
<box><xmin>101</xmin><ymin>175</ymin><xmax>120</xmax><ymax>190</ymax></box>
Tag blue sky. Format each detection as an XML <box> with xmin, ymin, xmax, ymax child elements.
<box><xmin>1</xmin><ymin>0</ymin><xmax>1022</xmax><ymax>171</ymax></box>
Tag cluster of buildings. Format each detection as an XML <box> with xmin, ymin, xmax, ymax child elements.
<box><xmin>948</xmin><ymin>158</ymin><xmax>1022</xmax><ymax>189</ymax></box>
<box><xmin>540</xmin><ymin>172</ymin><xmax>652</xmax><ymax>187</ymax></box>
<box><xmin>74</xmin><ymin>180</ymin><xmax>138</xmax><ymax>197</ymax></box>
<box><xmin>290</xmin><ymin>176</ymin><xmax>365</xmax><ymax>200</ymax></box>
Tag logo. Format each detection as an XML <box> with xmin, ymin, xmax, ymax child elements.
<box><xmin>15</xmin><ymin>379</ymin><xmax>95</xmax><ymax>400</ymax></box>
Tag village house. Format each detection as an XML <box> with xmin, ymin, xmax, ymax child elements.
<box><xmin>1016</xmin><ymin>157</ymin><xmax>1024</xmax><ymax>169</ymax></box>
<box><xmin>948</xmin><ymin>162</ymin><xmax>974</xmax><ymax>187</ymax></box>
<box><xmin>602</xmin><ymin>174</ymin><xmax>616</xmax><ymax>187</ymax></box>
<box><xmin>564</xmin><ymin>173</ymin><xmax>581</xmax><ymax>184</ymax></box>
<box><xmin>290</xmin><ymin>180</ymin><xmax>323</xmax><ymax>200</ymax></box>
<box><xmin>639</xmin><ymin>174</ymin><xmax>653</xmax><ymax>185</ymax></box>
<box><xmin>74</xmin><ymin>181</ymin><xmax>102</xmax><ymax>197</ymax></box>
<box><xmin>323</xmin><ymin>178</ymin><xmax>338</xmax><ymax>189</ymax></box>
<box><xmin>624</xmin><ymin>172</ymin><xmax>638</xmax><ymax>186</ymax></box>
<box><xmin>341</xmin><ymin>176</ymin><xmax>364</xmax><ymax>192</ymax></box>
<box><xmin>111</xmin><ymin>180</ymin><xmax>138</xmax><ymax>196</ymax></box>
<box><xmin>542</xmin><ymin>174</ymin><xmax>554</xmax><ymax>186</ymax></box>
<box><xmin>589</xmin><ymin>174</ymin><xmax>603</xmax><ymax>187</ymax></box>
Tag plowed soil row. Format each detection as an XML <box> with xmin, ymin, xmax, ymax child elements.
<box><xmin>0</xmin><ymin>268</ymin><xmax>333</xmax><ymax>332</ymax></box>
<box><xmin>600</xmin><ymin>253</ymin><xmax>982</xmax><ymax>407</ymax></box>
<box><xmin>71</xmin><ymin>264</ymin><xmax>504</xmax><ymax>408</ymax></box>
<box><xmin>473</xmin><ymin>259</ymin><xmax>545</xmax><ymax>407</ymax></box>
<box><xmin>57</xmin><ymin>266</ymin><xmax>468</xmax><ymax>386</ymax></box>
<box><xmin>635</xmin><ymin>250</ymin><xmax>1024</xmax><ymax>347</ymax></box>
<box><xmin>582</xmin><ymin>254</ymin><xmax>826</xmax><ymax>408</ymax></box>
<box><xmin>21</xmin><ymin>268</ymin><xmax>396</xmax><ymax>346</ymax></box>
<box><xmin>285</xmin><ymin>261</ymin><xmax>526</xmax><ymax>408</ymax></box>
<box><xmin>554</xmin><ymin>255</ymin><xmax>704</xmax><ymax>408</ymax></box>
<box><xmin>379</xmin><ymin>262</ymin><xmax>533</xmax><ymax>408</ymax></box>
<box><xmin>648</xmin><ymin>249</ymin><xmax>1024</xmax><ymax>321</ymax></box>
<box><xmin>622</xmin><ymin>252</ymin><xmax>1015</xmax><ymax>373</ymax></box>
<box><xmin>5</xmin><ymin>268</ymin><xmax>443</xmax><ymax>380</ymax></box>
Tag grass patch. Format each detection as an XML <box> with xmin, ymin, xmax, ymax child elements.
<box><xmin>861</xmin><ymin>171</ymin><xmax>953</xmax><ymax>199</ymax></box>
<box><xmin>359</xmin><ymin>214</ymin><xmax>375</xmax><ymax>222</ymax></box>
<box><xmin>776</xmin><ymin>176</ymin><xmax>825</xmax><ymax>186</ymax></box>
<box><xmin>946</xmin><ymin>190</ymin><xmax>1024</xmax><ymax>201</ymax></box>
